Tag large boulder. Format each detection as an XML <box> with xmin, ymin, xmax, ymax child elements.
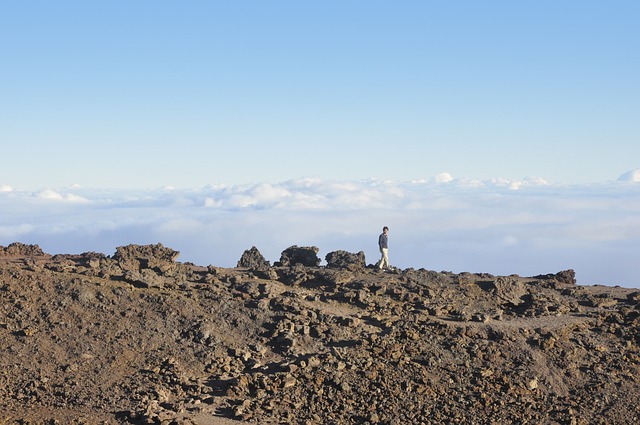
<box><xmin>237</xmin><ymin>246</ymin><xmax>271</xmax><ymax>270</ymax></box>
<box><xmin>112</xmin><ymin>244</ymin><xmax>180</xmax><ymax>287</ymax></box>
<box><xmin>278</xmin><ymin>246</ymin><xmax>320</xmax><ymax>267</ymax></box>
<box><xmin>113</xmin><ymin>243</ymin><xmax>180</xmax><ymax>266</ymax></box>
<box><xmin>325</xmin><ymin>250</ymin><xmax>366</xmax><ymax>271</ymax></box>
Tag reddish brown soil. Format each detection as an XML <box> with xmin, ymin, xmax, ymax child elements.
<box><xmin>1</xmin><ymin>243</ymin><xmax>639</xmax><ymax>424</ymax></box>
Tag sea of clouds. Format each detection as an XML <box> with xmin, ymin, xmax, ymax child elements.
<box><xmin>2</xmin><ymin>171</ymin><xmax>639</xmax><ymax>288</ymax></box>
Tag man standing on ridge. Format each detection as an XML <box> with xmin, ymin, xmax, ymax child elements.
<box><xmin>378</xmin><ymin>226</ymin><xmax>390</xmax><ymax>271</ymax></box>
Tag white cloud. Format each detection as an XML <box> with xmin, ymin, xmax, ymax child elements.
<box><xmin>1</xmin><ymin>174</ymin><xmax>639</xmax><ymax>287</ymax></box>
<box><xmin>524</xmin><ymin>176</ymin><xmax>550</xmax><ymax>186</ymax></box>
<box><xmin>618</xmin><ymin>169</ymin><xmax>640</xmax><ymax>182</ymax></box>
<box><xmin>1</xmin><ymin>185</ymin><xmax>13</xmax><ymax>192</ymax></box>
<box><xmin>434</xmin><ymin>172</ymin><xmax>454</xmax><ymax>183</ymax></box>
<box><xmin>204</xmin><ymin>197</ymin><xmax>222</xmax><ymax>208</ymax></box>
<box><xmin>458</xmin><ymin>179</ymin><xmax>485</xmax><ymax>188</ymax></box>
<box><xmin>34</xmin><ymin>189</ymin><xmax>89</xmax><ymax>203</ymax></box>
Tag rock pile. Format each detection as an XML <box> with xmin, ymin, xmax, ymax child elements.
<box><xmin>0</xmin><ymin>243</ymin><xmax>639</xmax><ymax>424</ymax></box>
<box><xmin>0</xmin><ymin>242</ymin><xmax>46</xmax><ymax>257</ymax></box>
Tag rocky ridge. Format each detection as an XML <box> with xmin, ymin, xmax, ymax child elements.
<box><xmin>1</xmin><ymin>242</ymin><xmax>639</xmax><ymax>424</ymax></box>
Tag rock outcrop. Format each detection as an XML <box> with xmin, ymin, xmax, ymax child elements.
<box><xmin>110</xmin><ymin>243</ymin><xmax>182</xmax><ymax>288</ymax></box>
<box><xmin>0</xmin><ymin>242</ymin><xmax>46</xmax><ymax>257</ymax></box>
<box><xmin>277</xmin><ymin>245</ymin><xmax>320</xmax><ymax>267</ymax></box>
<box><xmin>325</xmin><ymin>250</ymin><xmax>366</xmax><ymax>271</ymax></box>
<box><xmin>534</xmin><ymin>269</ymin><xmax>577</xmax><ymax>285</ymax></box>
<box><xmin>112</xmin><ymin>243</ymin><xmax>180</xmax><ymax>268</ymax></box>
<box><xmin>237</xmin><ymin>246</ymin><xmax>271</xmax><ymax>270</ymax></box>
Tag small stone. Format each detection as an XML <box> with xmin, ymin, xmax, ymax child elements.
<box><xmin>283</xmin><ymin>374</ymin><xmax>297</xmax><ymax>388</ymax></box>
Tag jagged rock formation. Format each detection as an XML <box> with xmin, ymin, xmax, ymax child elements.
<box><xmin>276</xmin><ymin>245</ymin><xmax>320</xmax><ymax>267</ymax></box>
<box><xmin>325</xmin><ymin>250</ymin><xmax>366</xmax><ymax>271</ymax></box>
<box><xmin>0</xmin><ymin>242</ymin><xmax>46</xmax><ymax>257</ymax></box>
<box><xmin>237</xmin><ymin>246</ymin><xmax>270</xmax><ymax>270</ymax></box>
<box><xmin>0</xmin><ymin>243</ymin><xmax>639</xmax><ymax>424</ymax></box>
<box><xmin>110</xmin><ymin>243</ymin><xmax>184</xmax><ymax>288</ymax></box>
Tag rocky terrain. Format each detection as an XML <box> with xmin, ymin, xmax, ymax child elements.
<box><xmin>1</xmin><ymin>242</ymin><xmax>639</xmax><ymax>424</ymax></box>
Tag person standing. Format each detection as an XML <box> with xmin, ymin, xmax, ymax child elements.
<box><xmin>378</xmin><ymin>226</ymin><xmax>390</xmax><ymax>271</ymax></box>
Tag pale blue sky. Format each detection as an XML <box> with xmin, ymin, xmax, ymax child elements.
<box><xmin>1</xmin><ymin>1</ymin><xmax>639</xmax><ymax>189</ymax></box>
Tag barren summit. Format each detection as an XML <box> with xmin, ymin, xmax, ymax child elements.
<box><xmin>1</xmin><ymin>242</ymin><xmax>639</xmax><ymax>424</ymax></box>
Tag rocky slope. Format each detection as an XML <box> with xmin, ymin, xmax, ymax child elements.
<box><xmin>1</xmin><ymin>242</ymin><xmax>639</xmax><ymax>424</ymax></box>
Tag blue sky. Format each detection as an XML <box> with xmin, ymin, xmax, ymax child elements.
<box><xmin>1</xmin><ymin>1</ymin><xmax>639</xmax><ymax>287</ymax></box>
<box><xmin>1</xmin><ymin>1</ymin><xmax>638</xmax><ymax>188</ymax></box>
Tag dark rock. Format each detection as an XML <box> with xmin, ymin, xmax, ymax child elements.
<box><xmin>555</xmin><ymin>269</ymin><xmax>577</xmax><ymax>284</ymax></box>
<box><xmin>627</xmin><ymin>292</ymin><xmax>640</xmax><ymax>303</ymax></box>
<box><xmin>325</xmin><ymin>250</ymin><xmax>366</xmax><ymax>271</ymax></box>
<box><xmin>278</xmin><ymin>245</ymin><xmax>320</xmax><ymax>267</ymax></box>
<box><xmin>237</xmin><ymin>246</ymin><xmax>271</xmax><ymax>270</ymax></box>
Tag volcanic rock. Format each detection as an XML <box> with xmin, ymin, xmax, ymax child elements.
<box><xmin>277</xmin><ymin>245</ymin><xmax>320</xmax><ymax>267</ymax></box>
<box><xmin>0</xmin><ymin>242</ymin><xmax>639</xmax><ymax>424</ymax></box>
<box><xmin>0</xmin><ymin>242</ymin><xmax>46</xmax><ymax>257</ymax></box>
<box><xmin>325</xmin><ymin>250</ymin><xmax>366</xmax><ymax>271</ymax></box>
<box><xmin>112</xmin><ymin>243</ymin><xmax>180</xmax><ymax>270</ymax></box>
<box><xmin>534</xmin><ymin>269</ymin><xmax>577</xmax><ymax>285</ymax></box>
<box><xmin>237</xmin><ymin>246</ymin><xmax>270</xmax><ymax>270</ymax></box>
<box><xmin>492</xmin><ymin>276</ymin><xmax>528</xmax><ymax>307</ymax></box>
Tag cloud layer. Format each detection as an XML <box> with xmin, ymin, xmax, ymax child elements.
<box><xmin>2</xmin><ymin>173</ymin><xmax>639</xmax><ymax>287</ymax></box>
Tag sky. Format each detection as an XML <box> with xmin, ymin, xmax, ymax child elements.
<box><xmin>1</xmin><ymin>1</ymin><xmax>639</xmax><ymax>287</ymax></box>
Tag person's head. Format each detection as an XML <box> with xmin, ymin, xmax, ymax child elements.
<box><xmin>383</xmin><ymin>226</ymin><xmax>389</xmax><ymax>233</ymax></box>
